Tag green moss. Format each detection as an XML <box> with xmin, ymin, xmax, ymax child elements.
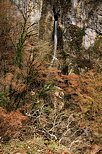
<box><xmin>74</xmin><ymin>28</ymin><xmax>85</xmax><ymax>52</ymax></box>
<box><xmin>69</xmin><ymin>26</ymin><xmax>85</xmax><ymax>52</ymax></box>
<box><xmin>76</xmin><ymin>27</ymin><xmax>85</xmax><ymax>38</ymax></box>
<box><xmin>93</xmin><ymin>37</ymin><xmax>102</xmax><ymax>53</ymax></box>
<box><xmin>0</xmin><ymin>91</ymin><xmax>10</xmax><ymax>107</ymax></box>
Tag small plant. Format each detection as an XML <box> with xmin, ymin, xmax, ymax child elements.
<box><xmin>69</xmin><ymin>26</ymin><xmax>85</xmax><ymax>52</ymax></box>
<box><xmin>39</xmin><ymin>82</ymin><xmax>56</xmax><ymax>99</ymax></box>
<box><xmin>0</xmin><ymin>91</ymin><xmax>9</xmax><ymax>107</ymax></box>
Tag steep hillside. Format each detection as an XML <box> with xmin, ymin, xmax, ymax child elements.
<box><xmin>0</xmin><ymin>0</ymin><xmax>102</xmax><ymax>153</ymax></box>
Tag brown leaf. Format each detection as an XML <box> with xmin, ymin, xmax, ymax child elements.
<box><xmin>88</xmin><ymin>144</ymin><xmax>101</xmax><ymax>154</ymax></box>
<box><xmin>47</xmin><ymin>150</ymin><xmax>52</xmax><ymax>154</ymax></box>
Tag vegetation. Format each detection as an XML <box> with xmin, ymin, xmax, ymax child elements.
<box><xmin>1</xmin><ymin>138</ymin><xmax>69</xmax><ymax>154</ymax></box>
<box><xmin>0</xmin><ymin>0</ymin><xmax>102</xmax><ymax>154</ymax></box>
<box><xmin>69</xmin><ymin>26</ymin><xmax>85</xmax><ymax>52</ymax></box>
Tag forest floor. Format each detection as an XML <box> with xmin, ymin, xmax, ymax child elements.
<box><xmin>1</xmin><ymin>137</ymin><xmax>102</xmax><ymax>154</ymax></box>
<box><xmin>1</xmin><ymin>137</ymin><xmax>70</xmax><ymax>154</ymax></box>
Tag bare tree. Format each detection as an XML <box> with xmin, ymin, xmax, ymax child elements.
<box><xmin>9</xmin><ymin>0</ymin><xmax>42</xmax><ymax>68</ymax></box>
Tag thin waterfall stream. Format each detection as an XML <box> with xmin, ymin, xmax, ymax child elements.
<box><xmin>53</xmin><ymin>20</ymin><xmax>58</xmax><ymax>59</ymax></box>
<box><xmin>50</xmin><ymin>20</ymin><xmax>58</xmax><ymax>66</ymax></box>
<box><xmin>47</xmin><ymin>20</ymin><xmax>59</xmax><ymax>78</ymax></box>
<box><xmin>47</xmin><ymin>9</ymin><xmax>59</xmax><ymax>78</ymax></box>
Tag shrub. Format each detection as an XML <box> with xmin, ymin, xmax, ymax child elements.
<box><xmin>0</xmin><ymin>107</ymin><xmax>29</xmax><ymax>143</ymax></box>
<box><xmin>57</xmin><ymin>70</ymin><xmax>102</xmax><ymax>139</ymax></box>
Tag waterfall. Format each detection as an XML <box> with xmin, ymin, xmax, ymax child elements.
<box><xmin>47</xmin><ymin>20</ymin><xmax>59</xmax><ymax>77</ymax></box>
<box><xmin>50</xmin><ymin>20</ymin><xmax>58</xmax><ymax>66</ymax></box>
<box><xmin>54</xmin><ymin>20</ymin><xmax>58</xmax><ymax>56</ymax></box>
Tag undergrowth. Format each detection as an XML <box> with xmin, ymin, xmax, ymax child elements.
<box><xmin>0</xmin><ymin>67</ymin><xmax>102</xmax><ymax>153</ymax></box>
<box><xmin>1</xmin><ymin>137</ymin><xmax>70</xmax><ymax>154</ymax></box>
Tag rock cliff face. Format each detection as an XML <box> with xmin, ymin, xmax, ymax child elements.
<box><xmin>5</xmin><ymin>0</ymin><xmax>102</xmax><ymax>73</ymax></box>
<box><xmin>41</xmin><ymin>0</ymin><xmax>102</xmax><ymax>43</ymax></box>
<box><xmin>11</xmin><ymin>0</ymin><xmax>43</xmax><ymax>23</ymax></box>
<box><xmin>66</xmin><ymin>0</ymin><xmax>102</xmax><ymax>49</ymax></box>
<box><xmin>39</xmin><ymin>0</ymin><xmax>102</xmax><ymax>73</ymax></box>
